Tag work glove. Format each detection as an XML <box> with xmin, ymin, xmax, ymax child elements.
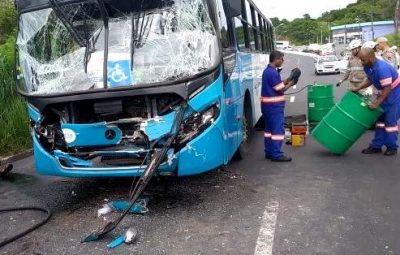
<box><xmin>287</xmin><ymin>67</ymin><xmax>301</xmax><ymax>85</ymax></box>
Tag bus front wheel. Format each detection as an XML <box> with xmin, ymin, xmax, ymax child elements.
<box><xmin>234</xmin><ymin>104</ymin><xmax>253</xmax><ymax>160</ymax></box>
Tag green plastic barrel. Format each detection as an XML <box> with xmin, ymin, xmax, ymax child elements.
<box><xmin>312</xmin><ymin>91</ymin><xmax>383</xmax><ymax>154</ymax></box>
<box><xmin>308</xmin><ymin>84</ymin><xmax>335</xmax><ymax>122</ymax></box>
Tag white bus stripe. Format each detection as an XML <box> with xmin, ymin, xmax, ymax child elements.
<box><xmin>254</xmin><ymin>201</ymin><xmax>279</xmax><ymax>255</ymax></box>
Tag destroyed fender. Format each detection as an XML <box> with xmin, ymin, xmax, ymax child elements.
<box><xmin>32</xmin><ymin>135</ymin><xmax>178</xmax><ymax>177</ymax></box>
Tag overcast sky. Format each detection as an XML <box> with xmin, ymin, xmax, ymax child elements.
<box><xmin>253</xmin><ymin>0</ymin><xmax>357</xmax><ymax>21</ymax></box>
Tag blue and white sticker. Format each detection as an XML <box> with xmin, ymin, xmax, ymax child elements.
<box><xmin>107</xmin><ymin>60</ymin><xmax>133</xmax><ymax>87</ymax></box>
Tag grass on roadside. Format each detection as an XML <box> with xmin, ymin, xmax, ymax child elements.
<box><xmin>0</xmin><ymin>36</ymin><xmax>31</xmax><ymax>157</ymax></box>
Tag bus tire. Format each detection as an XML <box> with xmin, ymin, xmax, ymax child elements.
<box><xmin>234</xmin><ymin>102</ymin><xmax>253</xmax><ymax>160</ymax></box>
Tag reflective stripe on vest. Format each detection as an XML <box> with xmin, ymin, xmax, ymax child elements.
<box><xmin>391</xmin><ymin>76</ymin><xmax>400</xmax><ymax>89</ymax></box>
<box><xmin>271</xmin><ymin>135</ymin><xmax>285</xmax><ymax>141</ymax></box>
<box><xmin>261</xmin><ymin>96</ymin><xmax>285</xmax><ymax>104</ymax></box>
<box><xmin>380</xmin><ymin>77</ymin><xmax>393</xmax><ymax>86</ymax></box>
<box><xmin>376</xmin><ymin>122</ymin><xmax>385</xmax><ymax>128</ymax></box>
<box><xmin>385</xmin><ymin>126</ymin><xmax>399</xmax><ymax>132</ymax></box>
<box><xmin>273</xmin><ymin>82</ymin><xmax>285</xmax><ymax>91</ymax></box>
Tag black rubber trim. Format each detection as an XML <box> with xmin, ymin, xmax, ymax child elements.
<box><xmin>26</xmin><ymin>67</ymin><xmax>220</xmax><ymax>112</ymax></box>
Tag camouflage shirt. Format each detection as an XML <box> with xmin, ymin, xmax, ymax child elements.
<box><xmin>343</xmin><ymin>55</ymin><xmax>366</xmax><ymax>84</ymax></box>
<box><xmin>381</xmin><ymin>49</ymin><xmax>398</xmax><ymax>68</ymax></box>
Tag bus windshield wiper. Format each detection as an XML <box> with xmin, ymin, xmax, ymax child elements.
<box><xmin>130</xmin><ymin>0</ymin><xmax>154</xmax><ymax>70</ymax></box>
<box><xmin>48</xmin><ymin>0</ymin><xmax>86</xmax><ymax>47</ymax></box>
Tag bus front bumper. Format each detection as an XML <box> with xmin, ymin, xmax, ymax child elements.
<box><xmin>32</xmin><ymin>113</ymin><xmax>225</xmax><ymax>178</ymax></box>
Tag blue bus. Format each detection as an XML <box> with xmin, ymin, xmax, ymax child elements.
<box><xmin>15</xmin><ymin>0</ymin><xmax>274</xmax><ymax>177</ymax></box>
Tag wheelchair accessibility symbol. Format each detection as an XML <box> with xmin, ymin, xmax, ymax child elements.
<box><xmin>107</xmin><ymin>60</ymin><xmax>133</xmax><ymax>87</ymax></box>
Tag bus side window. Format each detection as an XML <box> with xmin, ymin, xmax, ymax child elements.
<box><xmin>216</xmin><ymin>0</ymin><xmax>231</xmax><ymax>48</ymax></box>
<box><xmin>244</xmin><ymin>0</ymin><xmax>255</xmax><ymax>51</ymax></box>
<box><xmin>268</xmin><ymin>22</ymin><xmax>275</xmax><ymax>51</ymax></box>
<box><xmin>258</xmin><ymin>14</ymin><xmax>266</xmax><ymax>52</ymax></box>
<box><xmin>234</xmin><ymin>18</ymin><xmax>246</xmax><ymax>51</ymax></box>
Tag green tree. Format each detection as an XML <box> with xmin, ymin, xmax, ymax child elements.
<box><xmin>0</xmin><ymin>0</ymin><xmax>16</xmax><ymax>44</ymax></box>
<box><xmin>271</xmin><ymin>0</ymin><xmax>397</xmax><ymax>45</ymax></box>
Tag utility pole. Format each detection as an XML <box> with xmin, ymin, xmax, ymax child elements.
<box><xmin>396</xmin><ymin>0</ymin><xmax>400</xmax><ymax>33</ymax></box>
<box><xmin>371</xmin><ymin>13</ymin><xmax>375</xmax><ymax>40</ymax></box>
<box><xmin>328</xmin><ymin>22</ymin><xmax>332</xmax><ymax>43</ymax></box>
<box><xmin>320</xmin><ymin>27</ymin><xmax>323</xmax><ymax>44</ymax></box>
<box><xmin>356</xmin><ymin>17</ymin><xmax>362</xmax><ymax>41</ymax></box>
<box><xmin>371</xmin><ymin>0</ymin><xmax>375</xmax><ymax>40</ymax></box>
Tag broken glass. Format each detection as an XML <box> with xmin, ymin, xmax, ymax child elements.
<box><xmin>16</xmin><ymin>0</ymin><xmax>220</xmax><ymax>95</ymax></box>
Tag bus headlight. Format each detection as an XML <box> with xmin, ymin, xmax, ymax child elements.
<box><xmin>177</xmin><ymin>104</ymin><xmax>220</xmax><ymax>146</ymax></box>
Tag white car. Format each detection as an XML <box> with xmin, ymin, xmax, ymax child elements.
<box><xmin>314</xmin><ymin>55</ymin><xmax>340</xmax><ymax>75</ymax></box>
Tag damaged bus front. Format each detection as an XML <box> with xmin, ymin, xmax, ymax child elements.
<box><xmin>15</xmin><ymin>0</ymin><xmax>273</xmax><ymax>177</ymax></box>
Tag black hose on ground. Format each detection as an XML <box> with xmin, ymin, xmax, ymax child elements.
<box><xmin>0</xmin><ymin>206</ymin><xmax>52</xmax><ymax>248</ymax></box>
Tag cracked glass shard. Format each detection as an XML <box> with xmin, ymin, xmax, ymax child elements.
<box><xmin>16</xmin><ymin>0</ymin><xmax>219</xmax><ymax>95</ymax></box>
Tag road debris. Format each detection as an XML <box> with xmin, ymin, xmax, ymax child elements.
<box><xmin>98</xmin><ymin>198</ymin><xmax>150</xmax><ymax>217</ymax></box>
<box><xmin>124</xmin><ymin>227</ymin><xmax>138</xmax><ymax>244</ymax></box>
<box><xmin>106</xmin><ymin>228</ymin><xmax>138</xmax><ymax>249</ymax></box>
<box><xmin>0</xmin><ymin>164</ymin><xmax>13</xmax><ymax>178</ymax></box>
<box><xmin>107</xmin><ymin>235</ymin><xmax>125</xmax><ymax>249</ymax></box>
<box><xmin>82</xmin><ymin>103</ymin><xmax>187</xmax><ymax>243</ymax></box>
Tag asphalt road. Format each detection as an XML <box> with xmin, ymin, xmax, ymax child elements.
<box><xmin>1</xmin><ymin>53</ymin><xmax>400</xmax><ymax>255</ymax></box>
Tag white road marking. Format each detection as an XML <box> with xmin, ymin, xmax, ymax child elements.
<box><xmin>254</xmin><ymin>201</ymin><xmax>279</xmax><ymax>255</ymax></box>
<box><xmin>290</xmin><ymin>96</ymin><xmax>295</xmax><ymax>103</ymax></box>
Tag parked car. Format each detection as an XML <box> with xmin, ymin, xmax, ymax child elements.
<box><xmin>314</xmin><ymin>55</ymin><xmax>340</xmax><ymax>75</ymax></box>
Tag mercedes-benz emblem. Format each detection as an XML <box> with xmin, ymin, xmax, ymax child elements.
<box><xmin>105</xmin><ymin>129</ymin><xmax>116</xmax><ymax>140</ymax></box>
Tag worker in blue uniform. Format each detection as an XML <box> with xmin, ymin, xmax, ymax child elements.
<box><xmin>262</xmin><ymin>51</ymin><xmax>300</xmax><ymax>162</ymax></box>
<box><xmin>351</xmin><ymin>47</ymin><xmax>400</xmax><ymax>156</ymax></box>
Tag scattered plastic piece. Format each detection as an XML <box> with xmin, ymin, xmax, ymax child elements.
<box><xmin>98</xmin><ymin>204</ymin><xmax>114</xmax><ymax>217</ymax></box>
<box><xmin>97</xmin><ymin>198</ymin><xmax>149</xmax><ymax>217</ymax></box>
<box><xmin>106</xmin><ymin>227</ymin><xmax>138</xmax><ymax>249</ymax></box>
<box><xmin>109</xmin><ymin>198</ymin><xmax>149</xmax><ymax>214</ymax></box>
<box><xmin>107</xmin><ymin>235</ymin><xmax>125</xmax><ymax>249</ymax></box>
<box><xmin>124</xmin><ymin>227</ymin><xmax>138</xmax><ymax>244</ymax></box>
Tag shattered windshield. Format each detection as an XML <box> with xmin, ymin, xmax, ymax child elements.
<box><xmin>16</xmin><ymin>0</ymin><xmax>220</xmax><ymax>95</ymax></box>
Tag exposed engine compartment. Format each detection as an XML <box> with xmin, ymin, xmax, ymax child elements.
<box><xmin>33</xmin><ymin>93</ymin><xmax>183</xmax><ymax>168</ymax></box>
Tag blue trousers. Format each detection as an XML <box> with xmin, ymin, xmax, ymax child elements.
<box><xmin>262</xmin><ymin>106</ymin><xmax>285</xmax><ymax>159</ymax></box>
<box><xmin>370</xmin><ymin>103</ymin><xmax>400</xmax><ymax>149</ymax></box>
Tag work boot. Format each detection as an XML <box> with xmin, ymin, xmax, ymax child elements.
<box><xmin>361</xmin><ymin>147</ymin><xmax>382</xmax><ymax>154</ymax></box>
<box><xmin>384</xmin><ymin>148</ymin><xmax>397</xmax><ymax>156</ymax></box>
<box><xmin>271</xmin><ymin>155</ymin><xmax>292</xmax><ymax>162</ymax></box>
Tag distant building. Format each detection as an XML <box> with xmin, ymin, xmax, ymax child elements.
<box><xmin>331</xmin><ymin>20</ymin><xmax>395</xmax><ymax>45</ymax></box>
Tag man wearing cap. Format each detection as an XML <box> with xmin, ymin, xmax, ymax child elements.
<box><xmin>376</xmin><ymin>37</ymin><xmax>398</xmax><ymax>68</ymax></box>
<box><xmin>351</xmin><ymin>48</ymin><xmax>400</xmax><ymax>156</ymax></box>
<box><xmin>338</xmin><ymin>40</ymin><xmax>370</xmax><ymax>94</ymax></box>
